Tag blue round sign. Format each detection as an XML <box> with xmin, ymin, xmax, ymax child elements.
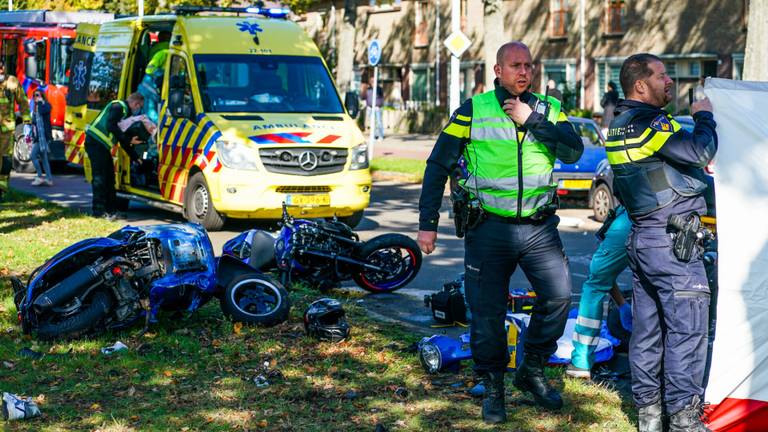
<box><xmin>368</xmin><ymin>39</ymin><xmax>382</xmax><ymax>66</ymax></box>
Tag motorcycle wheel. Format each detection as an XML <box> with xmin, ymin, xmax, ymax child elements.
<box><xmin>221</xmin><ymin>273</ymin><xmax>290</xmax><ymax>327</ymax></box>
<box><xmin>352</xmin><ymin>234</ymin><xmax>422</xmax><ymax>293</ymax></box>
<box><xmin>35</xmin><ymin>290</ymin><xmax>113</xmax><ymax>340</ymax></box>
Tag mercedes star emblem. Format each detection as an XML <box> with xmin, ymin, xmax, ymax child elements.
<box><xmin>298</xmin><ymin>151</ymin><xmax>319</xmax><ymax>171</ymax></box>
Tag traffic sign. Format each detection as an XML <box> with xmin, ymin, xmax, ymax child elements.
<box><xmin>368</xmin><ymin>39</ymin><xmax>382</xmax><ymax>66</ymax></box>
<box><xmin>443</xmin><ymin>31</ymin><xmax>472</xmax><ymax>58</ymax></box>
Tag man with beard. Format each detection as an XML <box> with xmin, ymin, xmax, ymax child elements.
<box><xmin>417</xmin><ymin>41</ymin><xmax>583</xmax><ymax>423</ymax></box>
<box><xmin>606</xmin><ymin>54</ymin><xmax>717</xmax><ymax>432</ymax></box>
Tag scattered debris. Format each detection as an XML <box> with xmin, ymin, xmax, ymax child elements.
<box><xmin>253</xmin><ymin>375</ymin><xmax>270</xmax><ymax>388</ymax></box>
<box><xmin>469</xmin><ymin>382</ymin><xmax>485</xmax><ymax>398</ymax></box>
<box><xmin>100</xmin><ymin>341</ymin><xmax>129</xmax><ymax>355</ymax></box>
<box><xmin>393</xmin><ymin>387</ymin><xmax>409</xmax><ymax>399</ymax></box>
<box><xmin>343</xmin><ymin>390</ymin><xmax>358</xmax><ymax>400</ymax></box>
<box><xmin>1</xmin><ymin>392</ymin><xmax>41</xmax><ymax>421</ymax></box>
<box><xmin>17</xmin><ymin>348</ymin><xmax>43</xmax><ymax>360</ymax></box>
<box><xmin>2</xmin><ymin>361</ymin><xmax>14</xmax><ymax>370</ymax></box>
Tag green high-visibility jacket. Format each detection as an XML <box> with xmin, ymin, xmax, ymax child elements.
<box><xmin>86</xmin><ymin>100</ymin><xmax>129</xmax><ymax>149</ymax></box>
<box><xmin>461</xmin><ymin>90</ymin><xmax>562</xmax><ymax>218</ymax></box>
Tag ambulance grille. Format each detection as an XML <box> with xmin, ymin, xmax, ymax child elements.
<box><xmin>259</xmin><ymin>147</ymin><xmax>348</xmax><ymax>176</ymax></box>
<box><xmin>276</xmin><ymin>186</ymin><xmax>332</xmax><ymax>193</ymax></box>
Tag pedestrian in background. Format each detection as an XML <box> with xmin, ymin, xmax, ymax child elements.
<box><xmin>417</xmin><ymin>41</ymin><xmax>583</xmax><ymax>424</ymax></box>
<box><xmin>607</xmin><ymin>53</ymin><xmax>717</xmax><ymax>432</ymax></box>
<box><xmin>601</xmin><ymin>81</ymin><xmax>619</xmax><ymax>128</ymax></box>
<box><xmin>366</xmin><ymin>79</ymin><xmax>384</xmax><ymax>140</ymax></box>
<box><xmin>30</xmin><ymin>90</ymin><xmax>54</xmax><ymax>186</ymax></box>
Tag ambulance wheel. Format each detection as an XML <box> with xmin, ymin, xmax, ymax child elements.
<box><xmin>184</xmin><ymin>172</ymin><xmax>225</xmax><ymax>231</ymax></box>
<box><xmin>337</xmin><ymin>210</ymin><xmax>364</xmax><ymax>229</ymax></box>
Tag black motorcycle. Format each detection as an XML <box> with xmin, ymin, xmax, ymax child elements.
<box><xmin>223</xmin><ymin>206</ymin><xmax>423</xmax><ymax>293</ymax></box>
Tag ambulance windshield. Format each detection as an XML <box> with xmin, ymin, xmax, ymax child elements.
<box><xmin>195</xmin><ymin>54</ymin><xmax>344</xmax><ymax>114</ymax></box>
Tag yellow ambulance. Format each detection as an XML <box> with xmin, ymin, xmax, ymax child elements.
<box><xmin>64</xmin><ymin>7</ymin><xmax>371</xmax><ymax>230</ymax></box>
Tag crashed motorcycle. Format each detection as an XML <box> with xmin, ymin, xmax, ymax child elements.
<box><xmin>13</xmin><ymin>224</ymin><xmax>290</xmax><ymax>340</ymax></box>
<box><xmin>223</xmin><ymin>205</ymin><xmax>422</xmax><ymax>293</ymax></box>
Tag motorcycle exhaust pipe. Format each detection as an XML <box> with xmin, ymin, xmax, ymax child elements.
<box><xmin>32</xmin><ymin>264</ymin><xmax>103</xmax><ymax>312</ymax></box>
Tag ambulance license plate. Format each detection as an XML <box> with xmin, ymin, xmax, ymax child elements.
<box><xmin>286</xmin><ymin>194</ymin><xmax>330</xmax><ymax>207</ymax></box>
<box><xmin>560</xmin><ymin>179</ymin><xmax>592</xmax><ymax>190</ymax></box>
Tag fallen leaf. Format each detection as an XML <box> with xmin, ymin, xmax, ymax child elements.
<box><xmin>163</xmin><ymin>370</ymin><xmax>173</xmax><ymax>377</ymax></box>
<box><xmin>90</xmin><ymin>403</ymin><xmax>101</xmax><ymax>410</ymax></box>
<box><xmin>130</xmin><ymin>415</ymin><xmax>140</xmax><ymax>422</ymax></box>
<box><xmin>233</xmin><ymin>322</ymin><xmax>243</xmax><ymax>335</ymax></box>
<box><xmin>127</xmin><ymin>386</ymin><xmax>136</xmax><ymax>397</ymax></box>
<box><xmin>257</xmin><ymin>420</ymin><xmax>268</xmax><ymax>428</ymax></box>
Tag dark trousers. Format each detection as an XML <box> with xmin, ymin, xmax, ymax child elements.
<box><xmin>464</xmin><ymin>215</ymin><xmax>572</xmax><ymax>373</ymax></box>
<box><xmin>627</xmin><ymin>228</ymin><xmax>709</xmax><ymax>415</ymax></box>
<box><xmin>84</xmin><ymin>136</ymin><xmax>116</xmax><ymax>216</ymax></box>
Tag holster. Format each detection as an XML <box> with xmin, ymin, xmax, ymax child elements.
<box><xmin>451</xmin><ymin>187</ymin><xmax>484</xmax><ymax>238</ymax></box>
<box><xmin>667</xmin><ymin>213</ymin><xmax>713</xmax><ymax>262</ymax></box>
<box><xmin>595</xmin><ymin>208</ymin><xmax>617</xmax><ymax>241</ymax></box>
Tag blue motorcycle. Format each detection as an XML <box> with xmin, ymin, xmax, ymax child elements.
<box><xmin>12</xmin><ymin>224</ymin><xmax>290</xmax><ymax>340</ymax></box>
<box><xmin>223</xmin><ymin>205</ymin><xmax>422</xmax><ymax>293</ymax></box>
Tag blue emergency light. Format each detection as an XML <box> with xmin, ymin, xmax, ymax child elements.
<box><xmin>174</xmin><ymin>5</ymin><xmax>291</xmax><ymax>19</ymax></box>
<box><xmin>245</xmin><ymin>7</ymin><xmax>290</xmax><ymax>19</ymax></box>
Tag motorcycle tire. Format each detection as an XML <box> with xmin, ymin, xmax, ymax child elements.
<box><xmin>221</xmin><ymin>273</ymin><xmax>290</xmax><ymax>327</ymax></box>
<box><xmin>352</xmin><ymin>234</ymin><xmax>422</xmax><ymax>293</ymax></box>
<box><xmin>35</xmin><ymin>290</ymin><xmax>114</xmax><ymax>340</ymax></box>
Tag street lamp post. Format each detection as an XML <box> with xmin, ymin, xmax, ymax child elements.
<box><xmin>449</xmin><ymin>0</ymin><xmax>460</xmax><ymax>112</ymax></box>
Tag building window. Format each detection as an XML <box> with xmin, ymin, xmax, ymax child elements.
<box><xmin>604</xmin><ymin>0</ymin><xmax>626</xmax><ymax>35</ymax></box>
<box><xmin>665</xmin><ymin>62</ymin><xmax>677</xmax><ymax>78</ymax></box>
<box><xmin>542</xmin><ymin>60</ymin><xmax>577</xmax><ymax>110</ymax></box>
<box><xmin>689</xmin><ymin>61</ymin><xmax>700</xmax><ymax>77</ymax></box>
<box><xmin>414</xmin><ymin>1</ymin><xmax>428</xmax><ymax>48</ymax></box>
<box><xmin>733</xmin><ymin>53</ymin><xmax>744</xmax><ymax>80</ymax></box>
<box><xmin>549</xmin><ymin>0</ymin><xmax>568</xmax><ymax>39</ymax></box>
<box><xmin>597</xmin><ymin>61</ymin><xmax>624</xmax><ymax>105</ymax></box>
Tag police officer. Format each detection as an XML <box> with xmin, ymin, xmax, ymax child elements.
<box><xmin>417</xmin><ymin>41</ymin><xmax>583</xmax><ymax>423</ymax></box>
<box><xmin>84</xmin><ymin>92</ymin><xmax>144</xmax><ymax>217</ymax></box>
<box><xmin>0</xmin><ymin>61</ymin><xmax>30</xmax><ymax>202</ymax></box>
<box><xmin>606</xmin><ymin>53</ymin><xmax>717</xmax><ymax>432</ymax></box>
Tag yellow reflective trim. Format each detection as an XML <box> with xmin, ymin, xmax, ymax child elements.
<box><xmin>444</xmin><ymin>122</ymin><xmax>470</xmax><ymax>138</ymax></box>
<box><xmin>607</xmin><ymin>132</ymin><xmax>671</xmax><ymax>164</ymax></box>
<box><xmin>456</xmin><ymin>114</ymin><xmax>471</xmax><ymax>122</ymax></box>
<box><xmin>607</xmin><ymin>151</ymin><xmax>630</xmax><ymax>165</ymax></box>
<box><xmin>557</xmin><ymin>112</ymin><xmax>568</xmax><ymax>122</ymax></box>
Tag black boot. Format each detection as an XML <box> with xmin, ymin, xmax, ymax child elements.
<box><xmin>638</xmin><ymin>399</ymin><xmax>663</xmax><ymax>432</ymax></box>
<box><xmin>669</xmin><ymin>396</ymin><xmax>711</xmax><ymax>432</ymax></box>
<box><xmin>479</xmin><ymin>371</ymin><xmax>506</xmax><ymax>424</ymax></box>
<box><xmin>513</xmin><ymin>353</ymin><xmax>563</xmax><ymax>410</ymax></box>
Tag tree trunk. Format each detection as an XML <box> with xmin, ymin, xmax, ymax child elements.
<box><xmin>483</xmin><ymin>0</ymin><xmax>504</xmax><ymax>88</ymax></box>
<box><xmin>336</xmin><ymin>0</ymin><xmax>357</xmax><ymax>94</ymax></box>
<box><xmin>744</xmin><ymin>0</ymin><xmax>768</xmax><ymax>81</ymax></box>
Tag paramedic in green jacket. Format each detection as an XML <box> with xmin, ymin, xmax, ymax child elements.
<box><xmin>417</xmin><ymin>41</ymin><xmax>583</xmax><ymax>424</ymax></box>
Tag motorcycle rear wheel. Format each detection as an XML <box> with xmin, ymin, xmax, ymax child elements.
<box><xmin>221</xmin><ymin>273</ymin><xmax>290</xmax><ymax>327</ymax></box>
<box><xmin>36</xmin><ymin>290</ymin><xmax>113</xmax><ymax>340</ymax></box>
<box><xmin>352</xmin><ymin>234</ymin><xmax>422</xmax><ymax>293</ymax></box>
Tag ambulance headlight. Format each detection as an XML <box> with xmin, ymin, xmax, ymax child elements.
<box><xmin>350</xmin><ymin>143</ymin><xmax>369</xmax><ymax>170</ymax></box>
<box><xmin>216</xmin><ymin>140</ymin><xmax>259</xmax><ymax>171</ymax></box>
<box><xmin>419</xmin><ymin>342</ymin><xmax>442</xmax><ymax>374</ymax></box>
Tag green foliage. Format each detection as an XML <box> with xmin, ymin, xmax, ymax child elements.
<box><xmin>282</xmin><ymin>0</ymin><xmax>315</xmax><ymax>15</ymax></box>
<box><xmin>569</xmin><ymin>108</ymin><xmax>594</xmax><ymax>119</ymax></box>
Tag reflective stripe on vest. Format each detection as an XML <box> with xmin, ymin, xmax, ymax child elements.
<box><xmin>462</xmin><ymin>90</ymin><xmax>561</xmax><ymax>218</ymax></box>
<box><xmin>86</xmin><ymin>100</ymin><xmax>128</xmax><ymax>149</ymax></box>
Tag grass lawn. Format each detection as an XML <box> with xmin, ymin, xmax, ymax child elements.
<box><xmin>370</xmin><ymin>157</ymin><xmax>426</xmax><ymax>183</ymax></box>
<box><xmin>0</xmin><ymin>190</ymin><xmax>636</xmax><ymax>431</ymax></box>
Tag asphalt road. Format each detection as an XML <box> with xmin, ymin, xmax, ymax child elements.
<box><xmin>10</xmin><ymin>170</ymin><xmax>631</xmax><ymax>338</ymax></box>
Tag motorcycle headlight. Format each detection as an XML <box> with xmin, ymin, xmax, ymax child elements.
<box><xmin>350</xmin><ymin>142</ymin><xmax>369</xmax><ymax>170</ymax></box>
<box><xmin>215</xmin><ymin>139</ymin><xmax>259</xmax><ymax>171</ymax></box>
<box><xmin>419</xmin><ymin>342</ymin><xmax>442</xmax><ymax>374</ymax></box>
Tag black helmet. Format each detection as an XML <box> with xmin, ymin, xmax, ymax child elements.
<box><xmin>304</xmin><ymin>298</ymin><xmax>350</xmax><ymax>342</ymax></box>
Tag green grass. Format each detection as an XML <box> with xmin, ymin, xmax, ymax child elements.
<box><xmin>370</xmin><ymin>157</ymin><xmax>426</xmax><ymax>183</ymax></box>
<box><xmin>0</xmin><ymin>189</ymin><xmax>636</xmax><ymax>431</ymax></box>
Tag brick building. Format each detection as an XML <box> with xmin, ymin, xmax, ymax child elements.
<box><xmin>298</xmin><ymin>0</ymin><xmax>748</xmax><ymax>120</ymax></box>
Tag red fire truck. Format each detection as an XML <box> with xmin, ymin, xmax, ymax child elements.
<box><xmin>0</xmin><ymin>10</ymin><xmax>112</xmax><ymax>171</ymax></box>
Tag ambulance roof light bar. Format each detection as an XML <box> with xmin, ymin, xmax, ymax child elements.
<box><xmin>173</xmin><ymin>5</ymin><xmax>290</xmax><ymax>19</ymax></box>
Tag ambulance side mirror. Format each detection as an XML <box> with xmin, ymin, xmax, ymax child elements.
<box><xmin>23</xmin><ymin>38</ymin><xmax>36</xmax><ymax>55</ymax></box>
<box><xmin>25</xmin><ymin>57</ymin><xmax>38</xmax><ymax>81</ymax></box>
<box><xmin>169</xmin><ymin>88</ymin><xmax>193</xmax><ymax>120</ymax></box>
<box><xmin>345</xmin><ymin>91</ymin><xmax>359</xmax><ymax>118</ymax></box>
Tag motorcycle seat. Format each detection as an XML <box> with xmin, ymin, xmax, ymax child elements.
<box><xmin>249</xmin><ymin>230</ymin><xmax>277</xmax><ymax>270</ymax></box>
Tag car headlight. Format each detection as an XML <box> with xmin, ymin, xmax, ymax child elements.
<box><xmin>215</xmin><ymin>139</ymin><xmax>259</xmax><ymax>171</ymax></box>
<box><xmin>349</xmin><ymin>142</ymin><xmax>369</xmax><ymax>170</ymax></box>
<box><xmin>419</xmin><ymin>341</ymin><xmax>442</xmax><ymax>374</ymax></box>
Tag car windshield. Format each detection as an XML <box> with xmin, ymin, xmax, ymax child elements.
<box><xmin>570</xmin><ymin>120</ymin><xmax>604</xmax><ymax>148</ymax></box>
<box><xmin>194</xmin><ymin>54</ymin><xmax>343</xmax><ymax>114</ymax></box>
